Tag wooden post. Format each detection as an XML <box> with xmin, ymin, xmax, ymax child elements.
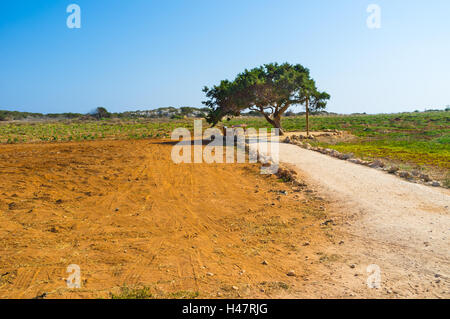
<box><xmin>306</xmin><ymin>98</ymin><xmax>310</xmax><ymax>136</ymax></box>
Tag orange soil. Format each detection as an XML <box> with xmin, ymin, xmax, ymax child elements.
<box><xmin>0</xmin><ymin>139</ymin><xmax>330</xmax><ymax>299</ymax></box>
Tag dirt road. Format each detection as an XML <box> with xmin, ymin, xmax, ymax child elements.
<box><xmin>271</xmin><ymin>142</ymin><xmax>450</xmax><ymax>298</ymax></box>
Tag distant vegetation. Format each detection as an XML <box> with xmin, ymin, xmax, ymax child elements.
<box><xmin>0</xmin><ymin>106</ymin><xmax>209</xmax><ymax>121</ymax></box>
<box><xmin>0</xmin><ymin>110</ymin><xmax>88</xmax><ymax>121</ymax></box>
<box><xmin>121</xmin><ymin>106</ymin><xmax>209</xmax><ymax>119</ymax></box>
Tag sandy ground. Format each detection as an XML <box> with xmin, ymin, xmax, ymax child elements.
<box><xmin>265</xmin><ymin>141</ymin><xmax>449</xmax><ymax>298</ymax></box>
<box><xmin>1</xmin><ymin>138</ymin><xmax>448</xmax><ymax>299</ymax></box>
<box><xmin>0</xmin><ymin>139</ymin><xmax>338</xmax><ymax>299</ymax></box>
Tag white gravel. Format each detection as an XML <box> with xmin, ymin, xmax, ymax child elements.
<box><xmin>262</xmin><ymin>140</ymin><xmax>450</xmax><ymax>297</ymax></box>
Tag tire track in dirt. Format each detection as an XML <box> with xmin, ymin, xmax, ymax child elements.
<box><xmin>0</xmin><ymin>139</ymin><xmax>334</xmax><ymax>298</ymax></box>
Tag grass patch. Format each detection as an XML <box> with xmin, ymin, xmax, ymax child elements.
<box><xmin>110</xmin><ymin>286</ymin><xmax>200</xmax><ymax>299</ymax></box>
<box><xmin>325</xmin><ymin>141</ymin><xmax>449</xmax><ymax>169</ymax></box>
<box><xmin>0</xmin><ymin>118</ymin><xmax>200</xmax><ymax>144</ymax></box>
<box><xmin>111</xmin><ymin>286</ymin><xmax>153</xmax><ymax>299</ymax></box>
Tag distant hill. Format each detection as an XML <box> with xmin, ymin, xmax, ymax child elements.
<box><xmin>0</xmin><ymin>110</ymin><xmax>85</xmax><ymax>121</ymax></box>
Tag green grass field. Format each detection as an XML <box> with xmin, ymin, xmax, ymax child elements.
<box><xmin>0</xmin><ymin>118</ymin><xmax>194</xmax><ymax>144</ymax></box>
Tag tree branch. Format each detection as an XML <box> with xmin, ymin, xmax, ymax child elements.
<box><xmin>258</xmin><ymin>106</ymin><xmax>276</xmax><ymax>126</ymax></box>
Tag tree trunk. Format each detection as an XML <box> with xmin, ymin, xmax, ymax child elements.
<box><xmin>259</xmin><ymin>110</ymin><xmax>285</xmax><ymax>135</ymax></box>
<box><xmin>272</xmin><ymin>116</ymin><xmax>285</xmax><ymax>136</ymax></box>
<box><xmin>305</xmin><ymin>98</ymin><xmax>310</xmax><ymax>137</ymax></box>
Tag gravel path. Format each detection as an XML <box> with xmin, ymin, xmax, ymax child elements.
<box><xmin>261</xmin><ymin>140</ymin><xmax>450</xmax><ymax>297</ymax></box>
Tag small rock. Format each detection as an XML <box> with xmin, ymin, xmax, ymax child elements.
<box><xmin>419</xmin><ymin>173</ymin><xmax>431</xmax><ymax>182</ymax></box>
<box><xmin>369</xmin><ymin>160</ymin><xmax>384</xmax><ymax>168</ymax></box>
<box><xmin>431</xmin><ymin>181</ymin><xmax>440</xmax><ymax>187</ymax></box>
<box><xmin>388</xmin><ymin>166</ymin><xmax>399</xmax><ymax>174</ymax></box>
<box><xmin>232</xmin><ymin>286</ymin><xmax>239</xmax><ymax>290</ymax></box>
<box><xmin>340</xmin><ymin>153</ymin><xmax>354</xmax><ymax>160</ymax></box>
<box><xmin>348</xmin><ymin>158</ymin><xmax>362</xmax><ymax>165</ymax></box>
<box><xmin>321</xmin><ymin>219</ymin><xmax>334</xmax><ymax>226</ymax></box>
<box><xmin>261</xmin><ymin>260</ymin><xmax>268</xmax><ymax>265</ymax></box>
<box><xmin>330</xmin><ymin>150</ymin><xmax>340</xmax><ymax>157</ymax></box>
<box><xmin>350</xmin><ymin>264</ymin><xmax>356</xmax><ymax>269</ymax></box>
<box><xmin>411</xmin><ymin>170</ymin><xmax>420</xmax><ymax>176</ymax></box>
<box><xmin>287</xmin><ymin>270</ymin><xmax>296</xmax><ymax>277</ymax></box>
<box><xmin>398</xmin><ymin>171</ymin><xmax>412</xmax><ymax>179</ymax></box>
<box><xmin>302</xmin><ymin>242</ymin><xmax>310</xmax><ymax>246</ymax></box>
<box><xmin>206</xmin><ymin>272</ymin><xmax>214</xmax><ymax>276</ymax></box>
<box><xmin>114</xmin><ymin>208</ymin><xmax>119</xmax><ymax>212</ymax></box>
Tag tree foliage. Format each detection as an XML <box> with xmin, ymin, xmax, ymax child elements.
<box><xmin>93</xmin><ymin>107</ymin><xmax>111</xmax><ymax>119</ymax></box>
<box><xmin>202</xmin><ymin>63</ymin><xmax>330</xmax><ymax>134</ymax></box>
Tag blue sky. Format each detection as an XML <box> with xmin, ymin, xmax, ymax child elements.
<box><xmin>0</xmin><ymin>0</ymin><xmax>449</xmax><ymax>114</ymax></box>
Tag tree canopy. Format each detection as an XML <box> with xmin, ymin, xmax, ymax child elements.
<box><xmin>202</xmin><ymin>63</ymin><xmax>330</xmax><ymax>134</ymax></box>
<box><xmin>93</xmin><ymin>107</ymin><xmax>111</xmax><ymax>119</ymax></box>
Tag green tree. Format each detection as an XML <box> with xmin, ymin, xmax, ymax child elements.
<box><xmin>203</xmin><ymin>63</ymin><xmax>329</xmax><ymax>135</ymax></box>
<box><xmin>301</xmin><ymin>78</ymin><xmax>330</xmax><ymax>136</ymax></box>
<box><xmin>93</xmin><ymin>107</ymin><xmax>110</xmax><ymax>119</ymax></box>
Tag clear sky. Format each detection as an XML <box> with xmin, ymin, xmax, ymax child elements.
<box><xmin>0</xmin><ymin>0</ymin><xmax>449</xmax><ymax>114</ymax></box>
